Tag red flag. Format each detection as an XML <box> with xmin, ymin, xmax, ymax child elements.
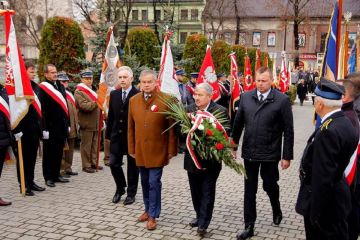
<box><xmin>2</xmin><ymin>10</ymin><xmax>34</xmax><ymax>129</ymax></box>
<box><xmin>228</xmin><ymin>53</ymin><xmax>240</xmax><ymax>111</ymax></box>
<box><xmin>279</xmin><ymin>55</ymin><xmax>290</xmax><ymax>92</ymax></box>
<box><xmin>198</xmin><ymin>46</ymin><xmax>220</xmax><ymax>101</ymax></box>
<box><xmin>264</xmin><ymin>55</ymin><xmax>269</xmax><ymax>68</ymax></box>
<box><xmin>255</xmin><ymin>48</ymin><xmax>261</xmax><ymax>71</ymax></box>
<box><xmin>243</xmin><ymin>55</ymin><xmax>255</xmax><ymax>92</ymax></box>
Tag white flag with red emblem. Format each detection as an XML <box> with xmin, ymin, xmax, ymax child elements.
<box><xmin>279</xmin><ymin>53</ymin><xmax>290</xmax><ymax>93</ymax></box>
<box><xmin>158</xmin><ymin>33</ymin><xmax>181</xmax><ymax>101</ymax></box>
<box><xmin>198</xmin><ymin>46</ymin><xmax>220</xmax><ymax>101</ymax></box>
<box><xmin>2</xmin><ymin>10</ymin><xmax>34</xmax><ymax>129</ymax></box>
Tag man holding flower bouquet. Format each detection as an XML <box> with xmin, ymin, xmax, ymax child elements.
<box><xmin>232</xmin><ymin>67</ymin><xmax>294</xmax><ymax>240</ymax></box>
<box><xmin>183</xmin><ymin>83</ymin><xmax>230</xmax><ymax>236</ymax></box>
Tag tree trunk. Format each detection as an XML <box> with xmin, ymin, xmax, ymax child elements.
<box><xmin>234</xmin><ymin>0</ymin><xmax>240</xmax><ymax>44</ymax></box>
<box><xmin>106</xmin><ymin>0</ymin><xmax>112</xmax><ymax>22</ymax></box>
<box><xmin>153</xmin><ymin>0</ymin><xmax>161</xmax><ymax>45</ymax></box>
<box><xmin>293</xmin><ymin>0</ymin><xmax>300</xmax><ymax>68</ymax></box>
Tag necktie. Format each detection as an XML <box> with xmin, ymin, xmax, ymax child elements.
<box><xmin>259</xmin><ymin>94</ymin><xmax>264</xmax><ymax>103</ymax></box>
<box><xmin>145</xmin><ymin>94</ymin><xmax>151</xmax><ymax>101</ymax></box>
<box><xmin>122</xmin><ymin>91</ymin><xmax>126</xmax><ymax>102</ymax></box>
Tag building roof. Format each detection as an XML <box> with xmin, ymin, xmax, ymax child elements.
<box><xmin>203</xmin><ymin>0</ymin><xmax>360</xmax><ymax>19</ymax></box>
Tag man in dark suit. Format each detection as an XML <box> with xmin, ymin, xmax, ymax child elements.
<box><xmin>106</xmin><ymin>66</ymin><xmax>139</xmax><ymax>205</ymax></box>
<box><xmin>39</xmin><ymin>64</ymin><xmax>70</xmax><ymax>187</ymax></box>
<box><xmin>217</xmin><ymin>73</ymin><xmax>231</xmax><ymax>109</ymax></box>
<box><xmin>13</xmin><ymin>61</ymin><xmax>45</xmax><ymax>195</ymax></box>
<box><xmin>184</xmin><ymin>82</ymin><xmax>229</xmax><ymax>236</ymax></box>
<box><xmin>232</xmin><ymin>67</ymin><xmax>294</xmax><ymax>240</ymax></box>
<box><xmin>296</xmin><ymin>78</ymin><xmax>358</xmax><ymax>239</ymax></box>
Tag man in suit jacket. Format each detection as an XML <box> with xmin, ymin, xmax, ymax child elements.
<box><xmin>232</xmin><ymin>67</ymin><xmax>294</xmax><ymax>240</ymax></box>
<box><xmin>128</xmin><ymin>69</ymin><xmax>177</xmax><ymax>231</ymax></box>
<box><xmin>296</xmin><ymin>78</ymin><xmax>358</xmax><ymax>239</ymax></box>
<box><xmin>39</xmin><ymin>64</ymin><xmax>70</xmax><ymax>187</ymax></box>
<box><xmin>13</xmin><ymin>61</ymin><xmax>45</xmax><ymax>195</ymax></box>
<box><xmin>106</xmin><ymin>66</ymin><xmax>139</xmax><ymax>205</ymax></box>
<box><xmin>184</xmin><ymin>83</ymin><xmax>229</xmax><ymax>236</ymax></box>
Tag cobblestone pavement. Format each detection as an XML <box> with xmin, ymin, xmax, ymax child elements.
<box><xmin>0</xmin><ymin>101</ymin><xmax>316</xmax><ymax>240</ymax></box>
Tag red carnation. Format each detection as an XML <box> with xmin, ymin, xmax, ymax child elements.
<box><xmin>206</xmin><ymin>129</ymin><xmax>213</xmax><ymax>136</ymax></box>
<box><xmin>215</xmin><ymin>142</ymin><xmax>224</xmax><ymax>150</ymax></box>
<box><xmin>216</xmin><ymin>123</ymin><xmax>223</xmax><ymax>131</ymax></box>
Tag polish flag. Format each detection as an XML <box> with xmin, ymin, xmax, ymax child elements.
<box><xmin>198</xmin><ymin>46</ymin><xmax>220</xmax><ymax>101</ymax></box>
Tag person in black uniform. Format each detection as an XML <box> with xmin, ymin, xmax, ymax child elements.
<box><xmin>106</xmin><ymin>66</ymin><xmax>139</xmax><ymax>205</ymax></box>
<box><xmin>0</xmin><ymin>83</ymin><xmax>12</xmax><ymax>206</ymax></box>
<box><xmin>217</xmin><ymin>73</ymin><xmax>231</xmax><ymax>108</ymax></box>
<box><xmin>39</xmin><ymin>64</ymin><xmax>69</xmax><ymax>187</ymax></box>
<box><xmin>183</xmin><ymin>82</ymin><xmax>229</xmax><ymax>236</ymax></box>
<box><xmin>296</xmin><ymin>78</ymin><xmax>359</xmax><ymax>240</ymax></box>
<box><xmin>232</xmin><ymin>67</ymin><xmax>294</xmax><ymax>240</ymax></box>
<box><xmin>13</xmin><ymin>61</ymin><xmax>45</xmax><ymax>195</ymax></box>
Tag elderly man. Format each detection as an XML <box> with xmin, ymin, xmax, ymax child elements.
<box><xmin>184</xmin><ymin>83</ymin><xmax>229</xmax><ymax>236</ymax></box>
<box><xmin>296</xmin><ymin>78</ymin><xmax>358</xmax><ymax>239</ymax></box>
<box><xmin>75</xmin><ymin>69</ymin><xmax>102</xmax><ymax>173</ymax></box>
<box><xmin>128</xmin><ymin>69</ymin><xmax>177</xmax><ymax>230</ymax></box>
<box><xmin>106</xmin><ymin>66</ymin><xmax>139</xmax><ymax>205</ymax></box>
<box><xmin>39</xmin><ymin>64</ymin><xmax>70</xmax><ymax>187</ymax></box>
<box><xmin>232</xmin><ymin>67</ymin><xmax>294</xmax><ymax>240</ymax></box>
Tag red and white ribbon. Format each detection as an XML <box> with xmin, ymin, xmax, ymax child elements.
<box><xmin>39</xmin><ymin>82</ymin><xmax>68</xmax><ymax>116</ymax></box>
<box><xmin>0</xmin><ymin>95</ymin><xmax>10</xmax><ymax>121</ymax></box>
<box><xmin>186</xmin><ymin>110</ymin><xmax>228</xmax><ymax>170</ymax></box>
<box><xmin>66</xmin><ymin>90</ymin><xmax>76</xmax><ymax>108</ymax></box>
<box><xmin>32</xmin><ymin>94</ymin><xmax>42</xmax><ymax>118</ymax></box>
<box><xmin>345</xmin><ymin>137</ymin><xmax>360</xmax><ymax>185</ymax></box>
<box><xmin>76</xmin><ymin>83</ymin><xmax>97</xmax><ymax>102</ymax></box>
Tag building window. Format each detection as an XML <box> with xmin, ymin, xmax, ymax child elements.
<box><xmin>36</xmin><ymin>15</ymin><xmax>44</xmax><ymax>31</ymax></box>
<box><xmin>142</xmin><ymin>10</ymin><xmax>148</xmax><ymax>21</ymax></box>
<box><xmin>180</xmin><ymin>32</ymin><xmax>188</xmax><ymax>44</ymax></box>
<box><xmin>155</xmin><ymin>10</ymin><xmax>161</xmax><ymax>21</ymax></box>
<box><xmin>191</xmin><ymin>9</ymin><xmax>198</xmax><ymax>21</ymax></box>
<box><xmin>181</xmin><ymin>9</ymin><xmax>188</xmax><ymax>20</ymax></box>
<box><xmin>320</xmin><ymin>32</ymin><xmax>327</xmax><ymax>52</ymax></box>
<box><xmin>190</xmin><ymin>32</ymin><xmax>198</xmax><ymax>35</ymax></box>
<box><xmin>132</xmin><ymin>10</ymin><xmax>139</xmax><ymax>21</ymax></box>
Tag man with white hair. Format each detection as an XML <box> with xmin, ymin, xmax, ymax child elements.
<box><xmin>183</xmin><ymin>82</ymin><xmax>229</xmax><ymax>236</ymax></box>
<box><xmin>296</xmin><ymin>78</ymin><xmax>359</xmax><ymax>239</ymax></box>
<box><xmin>106</xmin><ymin>66</ymin><xmax>139</xmax><ymax>205</ymax></box>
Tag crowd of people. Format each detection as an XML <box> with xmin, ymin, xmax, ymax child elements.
<box><xmin>0</xmin><ymin>61</ymin><xmax>359</xmax><ymax>240</ymax></box>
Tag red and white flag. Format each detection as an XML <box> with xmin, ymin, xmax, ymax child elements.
<box><xmin>243</xmin><ymin>55</ymin><xmax>255</xmax><ymax>92</ymax></box>
<box><xmin>198</xmin><ymin>46</ymin><xmax>220</xmax><ymax>101</ymax></box>
<box><xmin>229</xmin><ymin>52</ymin><xmax>240</xmax><ymax>111</ymax></box>
<box><xmin>98</xmin><ymin>27</ymin><xmax>121</xmax><ymax>115</ymax></box>
<box><xmin>158</xmin><ymin>32</ymin><xmax>181</xmax><ymax>101</ymax></box>
<box><xmin>279</xmin><ymin>54</ymin><xmax>290</xmax><ymax>93</ymax></box>
<box><xmin>2</xmin><ymin>10</ymin><xmax>34</xmax><ymax>129</ymax></box>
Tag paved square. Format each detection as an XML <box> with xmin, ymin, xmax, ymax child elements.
<box><xmin>0</xmin><ymin>101</ymin><xmax>315</xmax><ymax>239</ymax></box>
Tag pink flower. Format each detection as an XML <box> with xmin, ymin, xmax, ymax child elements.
<box><xmin>215</xmin><ymin>142</ymin><xmax>224</xmax><ymax>150</ymax></box>
<box><xmin>151</xmin><ymin>105</ymin><xmax>159</xmax><ymax>112</ymax></box>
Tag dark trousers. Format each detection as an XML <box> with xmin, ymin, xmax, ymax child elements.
<box><xmin>42</xmin><ymin>138</ymin><xmax>65</xmax><ymax>181</ymax></box>
<box><xmin>348</xmin><ymin>195</ymin><xmax>359</xmax><ymax>240</ymax></box>
<box><xmin>188</xmin><ymin>168</ymin><xmax>221</xmax><ymax>229</ymax></box>
<box><xmin>15</xmin><ymin>136</ymin><xmax>39</xmax><ymax>187</ymax></box>
<box><xmin>110</xmin><ymin>153</ymin><xmax>139</xmax><ymax>197</ymax></box>
<box><xmin>244</xmin><ymin>160</ymin><xmax>281</xmax><ymax>227</ymax></box>
<box><xmin>0</xmin><ymin>147</ymin><xmax>6</xmax><ymax>177</ymax></box>
<box><xmin>304</xmin><ymin>216</ymin><xmax>348</xmax><ymax>240</ymax></box>
<box><xmin>139</xmin><ymin>167</ymin><xmax>163</xmax><ymax>219</ymax></box>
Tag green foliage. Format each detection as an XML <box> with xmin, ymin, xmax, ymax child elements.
<box><xmin>211</xmin><ymin>40</ymin><xmax>232</xmax><ymax>74</ymax></box>
<box><xmin>287</xmin><ymin>85</ymin><xmax>297</xmax><ymax>105</ymax></box>
<box><xmin>125</xmin><ymin>27</ymin><xmax>160</xmax><ymax>69</ymax></box>
<box><xmin>183</xmin><ymin>34</ymin><xmax>208</xmax><ymax>74</ymax></box>
<box><xmin>38</xmin><ymin>17</ymin><xmax>85</xmax><ymax>80</ymax></box>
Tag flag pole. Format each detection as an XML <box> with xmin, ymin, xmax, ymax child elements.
<box><xmin>17</xmin><ymin>138</ymin><xmax>26</xmax><ymax>196</ymax></box>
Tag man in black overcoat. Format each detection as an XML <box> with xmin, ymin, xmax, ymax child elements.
<box><xmin>106</xmin><ymin>66</ymin><xmax>139</xmax><ymax>205</ymax></box>
<box><xmin>296</xmin><ymin>78</ymin><xmax>359</xmax><ymax>240</ymax></box>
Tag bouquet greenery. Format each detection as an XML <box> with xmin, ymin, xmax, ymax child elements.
<box><xmin>162</xmin><ymin>98</ymin><xmax>246</xmax><ymax>176</ymax></box>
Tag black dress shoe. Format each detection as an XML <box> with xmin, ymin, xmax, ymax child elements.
<box><xmin>0</xmin><ymin>198</ymin><xmax>11</xmax><ymax>206</ymax></box>
<box><xmin>236</xmin><ymin>226</ymin><xmax>254</xmax><ymax>240</ymax></box>
<box><xmin>112</xmin><ymin>189</ymin><xmax>125</xmax><ymax>203</ymax></box>
<box><xmin>123</xmin><ymin>196</ymin><xmax>135</xmax><ymax>205</ymax></box>
<box><xmin>197</xmin><ymin>228</ymin><xmax>207</xmax><ymax>236</ymax></box>
<box><xmin>273</xmin><ymin>213</ymin><xmax>283</xmax><ymax>225</ymax></box>
<box><xmin>61</xmin><ymin>173</ymin><xmax>71</xmax><ymax>178</ymax></box>
<box><xmin>66</xmin><ymin>171</ymin><xmax>78</xmax><ymax>176</ymax></box>
<box><xmin>31</xmin><ymin>183</ymin><xmax>45</xmax><ymax>191</ymax></box>
<box><xmin>25</xmin><ymin>189</ymin><xmax>35</xmax><ymax>196</ymax></box>
<box><xmin>189</xmin><ymin>218</ymin><xmax>199</xmax><ymax>228</ymax></box>
<box><xmin>55</xmin><ymin>176</ymin><xmax>70</xmax><ymax>183</ymax></box>
<box><xmin>45</xmin><ymin>180</ymin><xmax>56</xmax><ymax>187</ymax></box>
